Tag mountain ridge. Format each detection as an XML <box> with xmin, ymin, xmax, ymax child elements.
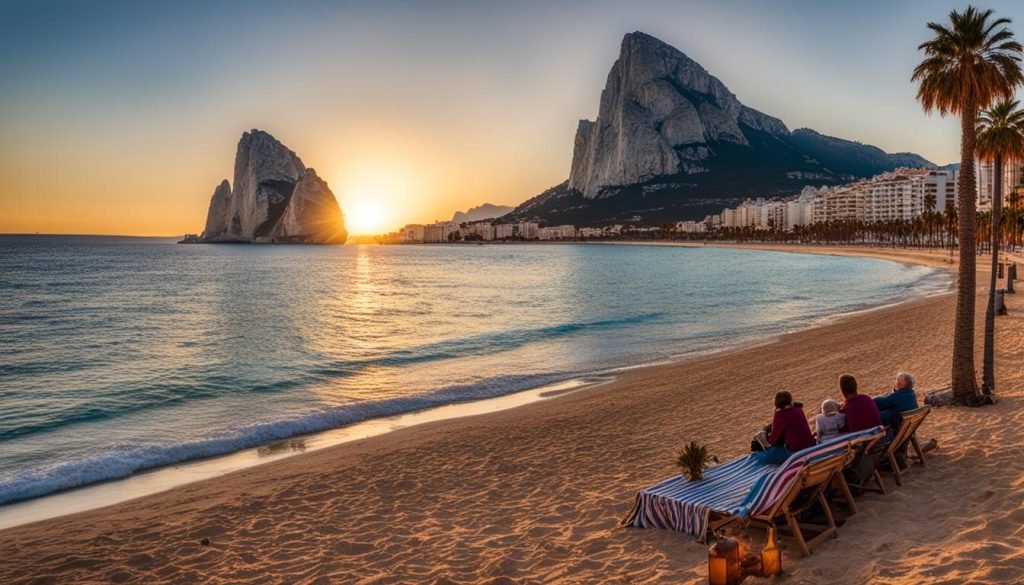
<box><xmin>502</xmin><ymin>32</ymin><xmax>932</xmax><ymax>226</ymax></box>
<box><xmin>451</xmin><ymin>203</ymin><xmax>515</xmax><ymax>224</ymax></box>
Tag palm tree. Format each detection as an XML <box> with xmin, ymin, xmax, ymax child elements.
<box><xmin>944</xmin><ymin>200</ymin><xmax>959</xmax><ymax>255</ymax></box>
<box><xmin>913</xmin><ymin>6</ymin><xmax>1024</xmax><ymax>404</ymax></box>
<box><xmin>975</xmin><ymin>99</ymin><xmax>1024</xmax><ymax>395</ymax></box>
<box><xmin>924</xmin><ymin>192</ymin><xmax>938</xmax><ymax>247</ymax></box>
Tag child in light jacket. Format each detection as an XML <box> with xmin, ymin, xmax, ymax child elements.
<box><xmin>815</xmin><ymin>399</ymin><xmax>846</xmax><ymax>443</ymax></box>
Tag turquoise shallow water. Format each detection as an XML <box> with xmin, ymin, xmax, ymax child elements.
<box><xmin>0</xmin><ymin>236</ymin><xmax>948</xmax><ymax>505</ymax></box>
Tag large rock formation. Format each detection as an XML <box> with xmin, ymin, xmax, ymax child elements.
<box><xmin>200</xmin><ymin>130</ymin><xmax>347</xmax><ymax>244</ymax></box>
<box><xmin>568</xmin><ymin>32</ymin><xmax>790</xmax><ymax>197</ymax></box>
<box><xmin>502</xmin><ymin>32</ymin><xmax>933</xmax><ymax>226</ymax></box>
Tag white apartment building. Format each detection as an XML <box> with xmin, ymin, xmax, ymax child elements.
<box><xmin>810</xmin><ymin>168</ymin><xmax>959</xmax><ymax>224</ymax></box>
<box><xmin>721</xmin><ymin>208</ymin><xmax>737</xmax><ymax>228</ymax></box>
<box><xmin>401</xmin><ymin>224</ymin><xmax>425</xmax><ymax>243</ymax></box>
<box><xmin>582</xmin><ymin>226</ymin><xmax>622</xmax><ymax>238</ymax></box>
<box><xmin>422</xmin><ymin>224</ymin><xmax>444</xmax><ymax>243</ymax></box>
<box><xmin>813</xmin><ymin>185</ymin><xmax>867</xmax><ymax>223</ymax></box>
<box><xmin>744</xmin><ymin>198</ymin><xmax>769</xmax><ymax>227</ymax></box>
<box><xmin>976</xmin><ymin>160</ymin><xmax>1023</xmax><ymax>210</ymax></box>
<box><xmin>422</xmin><ymin>221</ymin><xmax>459</xmax><ymax>242</ymax></box>
<box><xmin>538</xmin><ymin>225</ymin><xmax>576</xmax><ymax>240</ymax></box>
<box><xmin>923</xmin><ymin>169</ymin><xmax>958</xmax><ymax>212</ymax></box>
<box><xmin>494</xmin><ymin>223</ymin><xmax>515</xmax><ymax>239</ymax></box>
<box><xmin>675</xmin><ymin>220</ymin><xmax>707</xmax><ymax>233</ymax></box>
<box><xmin>866</xmin><ymin>175</ymin><xmax>920</xmax><ymax>222</ymax></box>
<box><xmin>516</xmin><ymin>222</ymin><xmax>539</xmax><ymax>240</ymax></box>
<box><xmin>462</xmin><ymin>222</ymin><xmax>494</xmax><ymax>240</ymax></box>
<box><xmin>786</xmin><ymin>200</ymin><xmax>815</xmax><ymax>230</ymax></box>
<box><xmin>760</xmin><ymin>201</ymin><xmax>787</xmax><ymax>230</ymax></box>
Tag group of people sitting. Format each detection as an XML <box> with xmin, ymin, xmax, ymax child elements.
<box><xmin>750</xmin><ymin>372</ymin><xmax>929</xmax><ymax>465</ymax></box>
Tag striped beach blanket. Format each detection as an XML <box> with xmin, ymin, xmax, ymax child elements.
<box><xmin>621</xmin><ymin>426</ymin><xmax>884</xmax><ymax>540</ymax></box>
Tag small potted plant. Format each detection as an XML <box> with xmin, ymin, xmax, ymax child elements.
<box><xmin>676</xmin><ymin>441</ymin><xmax>718</xmax><ymax>481</ymax></box>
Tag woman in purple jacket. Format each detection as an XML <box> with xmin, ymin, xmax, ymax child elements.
<box><xmin>753</xmin><ymin>391</ymin><xmax>816</xmax><ymax>465</ymax></box>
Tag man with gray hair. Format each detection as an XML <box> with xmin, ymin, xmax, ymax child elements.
<box><xmin>874</xmin><ymin>372</ymin><xmax>919</xmax><ymax>426</ymax></box>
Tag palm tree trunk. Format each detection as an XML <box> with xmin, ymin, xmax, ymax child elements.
<box><xmin>982</xmin><ymin>155</ymin><xmax>1003</xmax><ymax>395</ymax></box>
<box><xmin>953</xmin><ymin>101</ymin><xmax>980</xmax><ymax>404</ymax></box>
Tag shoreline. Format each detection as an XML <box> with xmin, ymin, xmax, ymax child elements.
<box><xmin>4</xmin><ymin>245</ymin><xmax>1020</xmax><ymax>584</ymax></box>
<box><xmin>0</xmin><ymin>245</ymin><xmax>950</xmax><ymax>528</ymax></box>
<box><xmin>0</xmin><ymin>377</ymin><xmax>610</xmax><ymax>531</ymax></box>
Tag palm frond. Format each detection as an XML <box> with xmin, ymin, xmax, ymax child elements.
<box><xmin>913</xmin><ymin>6</ymin><xmax>1024</xmax><ymax>116</ymax></box>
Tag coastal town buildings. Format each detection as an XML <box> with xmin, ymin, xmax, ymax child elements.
<box><xmin>864</xmin><ymin>174</ymin><xmax>920</xmax><ymax>222</ymax></box>
<box><xmin>401</xmin><ymin>224</ymin><xmax>425</xmax><ymax>243</ymax></box>
<box><xmin>720</xmin><ymin>208</ymin><xmax>737</xmax><ymax>228</ymax></box>
<box><xmin>494</xmin><ymin>223</ymin><xmax>515</xmax><ymax>239</ymax></box>
<box><xmin>924</xmin><ymin>169</ymin><xmax>958</xmax><ymax>212</ymax></box>
<box><xmin>976</xmin><ymin>159</ymin><xmax>1024</xmax><ymax>210</ymax></box>
<box><xmin>392</xmin><ymin>167</ymin><xmax>966</xmax><ymax>245</ymax></box>
<box><xmin>786</xmin><ymin>187</ymin><xmax>817</xmax><ymax>230</ymax></box>
<box><xmin>463</xmin><ymin>222</ymin><xmax>495</xmax><ymax>240</ymax></box>
<box><xmin>760</xmin><ymin>201</ymin><xmax>787</xmax><ymax>230</ymax></box>
<box><xmin>538</xmin><ymin>225</ymin><xmax>577</xmax><ymax>240</ymax></box>
<box><xmin>675</xmin><ymin>221</ymin><xmax>707</xmax><ymax>234</ymax></box>
<box><xmin>422</xmin><ymin>224</ymin><xmax>444</xmax><ymax>243</ymax></box>
<box><xmin>713</xmin><ymin>168</ymin><xmax>960</xmax><ymax>231</ymax></box>
<box><xmin>516</xmin><ymin>222</ymin><xmax>539</xmax><ymax>240</ymax></box>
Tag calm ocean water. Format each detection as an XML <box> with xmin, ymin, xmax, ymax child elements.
<box><xmin>0</xmin><ymin>236</ymin><xmax>948</xmax><ymax>505</ymax></box>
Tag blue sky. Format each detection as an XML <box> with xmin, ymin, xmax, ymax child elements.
<box><xmin>1</xmin><ymin>1</ymin><xmax>1020</xmax><ymax>234</ymax></box>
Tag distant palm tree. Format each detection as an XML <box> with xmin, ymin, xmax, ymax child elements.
<box><xmin>976</xmin><ymin>100</ymin><xmax>1024</xmax><ymax>395</ymax></box>
<box><xmin>944</xmin><ymin>200</ymin><xmax>959</xmax><ymax>255</ymax></box>
<box><xmin>913</xmin><ymin>6</ymin><xmax>1024</xmax><ymax>404</ymax></box>
<box><xmin>924</xmin><ymin>192</ymin><xmax>938</xmax><ymax>247</ymax></box>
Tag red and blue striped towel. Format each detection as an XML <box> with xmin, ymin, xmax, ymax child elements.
<box><xmin>622</xmin><ymin>426</ymin><xmax>884</xmax><ymax>539</ymax></box>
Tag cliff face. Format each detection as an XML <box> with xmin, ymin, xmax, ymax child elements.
<box><xmin>501</xmin><ymin>31</ymin><xmax>933</xmax><ymax>226</ymax></box>
<box><xmin>202</xmin><ymin>180</ymin><xmax>232</xmax><ymax>238</ymax></box>
<box><xmin>273</xmin><ymin>168</ymin><xmax>348</xmax><ymax>243</ymax></box>
<box><xmin>568</xmin><ymin>32</ymin><xmax>788</xmax><ymax>198</ymax></box>
<box><xmin>200</xmin><ymin>130</ymin><xmax>347</xmax><ymax>244</ymax></box>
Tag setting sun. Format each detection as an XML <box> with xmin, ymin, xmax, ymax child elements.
<box><xmin>345</xmin><ymin>200</ymin><xmax>385</xmax><ymax>235</ymax></box>
<box><xmin>332</xmin><ymin>160</ymin><xmax>423</xmax><ymax>235</ymax></box>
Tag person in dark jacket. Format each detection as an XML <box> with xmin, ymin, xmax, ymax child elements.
<box><xmin>874</xmin><ymin>372</ymin><xmax>919</xmax><ymax>426</ymax></box>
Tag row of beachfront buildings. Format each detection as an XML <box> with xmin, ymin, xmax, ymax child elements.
<box><xmin>716</xmin><ymin>168</ymin><xmax>959</xmax><ymax>231</ymax></box>
<box><xmin>714</xmin><ymin>159</ymin><xmax>1024</xmax><ymax>232</ymax></box>
<box><xmin>392</xmin><ymin>221</ymin><xmax>618</xmax><ymax>243</ymax></box>
<box><xmin>385</xmin><ymin>162</ymin><xmax>1021</xmax><ymax>242</ymax></box>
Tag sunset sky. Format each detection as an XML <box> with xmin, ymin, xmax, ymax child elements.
<box><xmin>2</xmin><ymin>0</ymin><xmax>1022</xmax><ymax>236</ymax></box>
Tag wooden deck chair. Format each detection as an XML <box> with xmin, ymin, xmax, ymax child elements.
<box><xmin>746</xmin><ymin>446</ymin><xmax>857</xmax><ymax>557</ymax></box>
<box><xmin>907</xmin><ymin>422</ymin><xmax>930</xmax><ymax>467</ymax></box>
<box><xmin>852</xmin><ymin>406</ymin><xmax>931</xmax><ymax>493</ymax></box>
<box><xmin>834</xmin><ymin>432</ymin><xmax>884</xmax><ymax>506</ymax></box>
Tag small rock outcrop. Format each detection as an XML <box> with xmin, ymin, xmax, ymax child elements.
<box><xmin>199</xmin><ymin>130</ymin><xmax>347</xmax><ymax>244</ymax></box>
<box><xmin>202</xmin><ymin>180</ymin><xmax>232</xmax><ymax>238</ymax></box>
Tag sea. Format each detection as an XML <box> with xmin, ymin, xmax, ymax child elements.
<box><xmin>0</xmin><ymin>236</ymin><xmax>950</xmax><ymax>508</ymax></box>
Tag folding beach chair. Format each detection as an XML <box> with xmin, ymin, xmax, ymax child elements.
<box><xmin>850</xmin><ymin>406</ymin><xmax>931</xmax><ymax>494</ymax></box>
<box><xmin>743</xmin><ymin>445</ymin><xmax>855</xmax><ymax>556</ymax></box>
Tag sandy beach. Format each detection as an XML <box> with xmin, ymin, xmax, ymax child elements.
<box><xmin>2</xmin><ymin>244</ymin><xmax>1022</xmax><ymax>585</ymax></box>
